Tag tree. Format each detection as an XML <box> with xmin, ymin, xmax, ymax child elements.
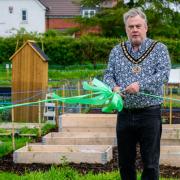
<box><xmin>73</xmin><ymin>0</ymin><xmax>106</xmax><ymax>6</ymax></box>
<box><xmin>75</xmin><ymin>0</ymin><xmax>180</xmax><ymax>38</ymax></box>
<box><xmin>81</xmin><ymin>0</ymin><xmax>104</xmax><ymax>6</ymax></box>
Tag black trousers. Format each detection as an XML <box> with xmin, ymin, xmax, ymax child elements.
<box><xmin>116</xmin><ymin>105</ymin><xmax>162</xmax><ymax>180</ymax></box>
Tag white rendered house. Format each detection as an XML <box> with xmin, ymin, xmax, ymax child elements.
<box><xmin>0</xmin><ymin>0</ymin><xmax>46</xmax><ymax>37</ymax></box>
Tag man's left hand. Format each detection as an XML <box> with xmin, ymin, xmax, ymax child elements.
<box><xmin>125</xmin><ymin>82</ymin><xmax>140</xmax><ymax>94</ymax></box>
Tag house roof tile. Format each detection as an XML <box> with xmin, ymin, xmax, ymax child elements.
<box><xmin>39</xmin><ymin>0</ymin><xmax>81</xmax><ymax>16</ymax></box>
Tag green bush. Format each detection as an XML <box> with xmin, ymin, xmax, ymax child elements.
<box><xmin>0</xmin><ymin>136</ymin><xmax>30</xmax><ymax>157</ymax></box>
<box><xmin>0</xmin><ymin>37</ymin><xmax>17</xmax><ymax>63</ymax></box>
<box><xmin>0</xmin><ymin>109</ymin><xmax>11</xmax><ymax>122</ymax></box>
<box><xmin>0</xmin><ymin>128</ymin><xmax>7</xmax><ymax>133</ymax></box>
<box><xmin>18</xmin><ymin>127</ymin><xmax>38</xmax><ymax>135</ymax></box>
<box><xmin>42</xmin><ymin>123</ymin><xmax>56</xmax><ymax>135</ymax></box>
<box><xmin>0</xmin><ymin>36</ymin><xmax>179</xmax><ymax>66</ymax></box>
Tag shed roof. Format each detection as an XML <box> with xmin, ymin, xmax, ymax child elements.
<box><xmin>39</xmin><ymin>0</ymin><xmax>81</xmax><ymax>17</ymax></box>
<box><xmin>10</xmin><ymin>40</ymin><xmax>49</xmax><ymax>62</ymax></box>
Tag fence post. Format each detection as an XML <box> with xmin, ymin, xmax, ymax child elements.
<box><xmin>169</xmin><ymin>87</ymin><xmax>173</xmax><ymax>124</ymax></box>
<box><xmin>55</xmin><ymin>101</ymin><xmax>59</xmax><ymax>128</ymax></box>
<box><xmin>163</xmin><ymin>85</ymin><xmax>166</xmax><ymax>106</ymax></box>
<box><xmin>38</xmin><ymin>100</ymin><xmax>41</xmax><ymax>137</ymax></box>
<box><xmin>12</xmin><ymin>108</ymin><xmax>15</xmax><ymax>150</ymax></box>
<box><xmin>62</xmin><ymin>85</ymin><xmax>65</xmax><ymax>114</ymax></box>
<box><xmin>78</xmin><ymin>81</ymin><xmax>81</xmax><ymax>113</ymax></box>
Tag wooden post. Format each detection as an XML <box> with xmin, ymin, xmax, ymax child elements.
<box><xmin>163</xmin><ymin>85</ymin><xmax>166</xmax><ymax>107</ymax></box>
<box><xmin>89</xmin><ymin>78</ymin><xmax>93</xmax><ymax>110</ymax></box>
<box><xmin>12</xmin><ymin>108</ymin><xmax>15</xmax><ymax>151</ymax></box>
<box><xmin>38</xmin><ymin>100</ymin><xmax>41</xmax><ymax>137</ymax></box>
<box><xmin>169</xmin><ymin>87</ymin><xmax>173</xmax><ymax>124</ymax></box>
<box><xmin>78</xmin><ymin>81</ymin><xmax>81</xmax><ymax>113</ymax></box>
<box><xmin>55</xmin><ymin>101</ymin><xmax>59</xmax><ymax>128</ymax></box>
<box><xmin>62</xmin><ymin>85</ymin><xmax>65</xmax><ymax>114</ymax></box>
<box><xmin>59</xmin><ymin>115</ymin><xmax>62</xmax><ymax>132</ymax></box>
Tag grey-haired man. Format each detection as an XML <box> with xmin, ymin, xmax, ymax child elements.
<box><xmin>104</xmin><ymin>8</ymin><xmax>171</xmax><ymax>180</ymax></box>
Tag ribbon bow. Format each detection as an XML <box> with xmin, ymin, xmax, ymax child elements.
<box><xmin>52</xmin><ymin>78</ymin><xmax>123</xmax><ymax>113</ymax></box>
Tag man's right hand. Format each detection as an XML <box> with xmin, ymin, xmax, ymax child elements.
<box><xmin>113</xmin><ymin>86</ymin><xmax>121</xmax><ymax>93</ymax></box>
<box><xmin>113</xmin><ymin>86</ymin><xmax>125</xmax><ymax>98</ymax></box>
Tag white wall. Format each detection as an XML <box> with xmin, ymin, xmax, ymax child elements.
<box><xmin>0</xmin><ymin>0</ymin><xmax>46</xmax><ymax>37</ymax></box>
<box><xmin>169</xmin><ymin>69</ymin><xmax>180</xmax><ymax>84</ymax></box>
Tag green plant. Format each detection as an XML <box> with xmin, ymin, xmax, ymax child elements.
<box><xmin>42</xmin><ymin>123</ymin><xmax>56</xmax><ymax>135</ymax></box>
<box><xmin>18</xmin><ymin>127</ymin><xmax>38</xmax><ymax>135</ymax></box>
<box><xmin>60</xmin><ymin>155</ymin><xmax>69</xmax><ymax>167</ymax></box>
<box><xmin>0</xmin><ymin>36</ymin><xmax>179</xmax><ymax>65</ymax></box>
<box><xmin>0</xmin><ymin>166</ymin><xmax>179</xmax><ymax>179</ymax></box>
<box><xmin>44</xmin><ymin>29</ymin><xmax>62</xmax><ymax>37</ymax></box>
<box><xmin>0</xmin><ymin>109</ymin><xmax>11</xmax><ymax>122</ymax></box>
<box><xmin>0</xmin><ymin>128</ymin><xmax>7</xmax><ymax>133</ymax></box>
<box><xmin>0</xmin><ymin>136</ymin><xmax>31</xmax><ymax>157</ymax></box>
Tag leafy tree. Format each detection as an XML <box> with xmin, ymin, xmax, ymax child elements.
<box><xmin>74</xmin><ymin>0</ymin><xmax>106</xmax><ymax>6</ymax></box>
<box><xmin>81</xmin><ymin>0</ymin><xmax>104</xmax><ymax>6</ymax></box>
<box><xmin>75</xmin><ymin>0</ymin><xmax>180</xmax><ymax>38</ymax></box>
<box><xmin>95</xmin><ymin>7</ymin><xmax>128</xmax><ymax>37</ymax></box>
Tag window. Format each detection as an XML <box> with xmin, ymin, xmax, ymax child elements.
<box><xmin>82</xmin><ymin>10</ymin><xmax>96</xmax><ymax>18</ymax></box>
<box><xmin>22</xmin><ymin>10</ymin><xmax>27</xmax><ymax>21</ymax></box>
<box><xmin>90</xmin><ymin>10</ymin><xmax>95</xmax><ymax>16</ymax></box>
<box><xmin>84</xmin><ymin>10</ymin><xmax>89</xmax><ymax>18</ymax></box>
<box><xmin>9</xmin><ymin>6</ymin><xmax>13</xmax><ymax>14</ymax></box>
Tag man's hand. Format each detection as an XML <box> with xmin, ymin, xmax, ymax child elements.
<box><xmin>113</xmin><ymin>86</ymin><xmax>125</xmax><ymax>98</ymax></box>
<box><xmin>125</xmin><ymin>82</ymin><xmax>140</xmax><ymax>94</ymax></box>
<box><xmin>113</xmin><ymin>86</ymin><xmax>121</xmax><ymax>93</ymax></box>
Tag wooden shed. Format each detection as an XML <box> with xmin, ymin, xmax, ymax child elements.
<box><xmin>10</xmin><ymin>40</ymin><xmax>48</xmax><ymax>122</ymax></box>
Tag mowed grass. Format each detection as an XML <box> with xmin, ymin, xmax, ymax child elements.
<box><xmin>0</xmin><ymin>123</ymin><xmax>56</xmax><ymax>157</ymax></box>
<box><xmin>48</xmin><ymin>69</ymin><xmax>103</xmax><ymax>80</ymax></box>
<box><xmin>0</xmin><ymin>166</ymin><xmax>178</xmax><ymax>180</ymax></box>
<box><xmin>0</xmin><ymin>136</ymin><xmax>31</xmax><ymax>158</ymax></box>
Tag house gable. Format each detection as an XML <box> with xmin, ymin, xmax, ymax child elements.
<box><xmin>0</xmin><ymin>0</ymin><xmax>46</xmax><ymax>37</ymax></box>
<box><xmin>34</xmin><ymin>0</ymin><xmax>47</xmax><ymax>10</ymax></box>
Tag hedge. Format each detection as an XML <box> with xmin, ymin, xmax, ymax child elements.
<box><xmin>0</xmin><ymin>36</ymin><xmax>179</xmax><ymax>66</ymax></box>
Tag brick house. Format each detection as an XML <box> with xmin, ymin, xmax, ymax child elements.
<box><xmin>0</xmin><ymin>0</ymin><xmax>118</xmax><ymax>37</ymax></box>
<box><xmin>39</xmin><ymin>0</ymin><xmax>80</xmax><ymax>31</ymax></box>
<box><xmin>40</xmin><ymin>0</ymin><xmax>118</xmax><ymax>34</ymax></box>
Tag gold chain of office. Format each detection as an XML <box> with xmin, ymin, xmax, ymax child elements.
<box><xmin>121</xmin><ymin>41</ymin><xmax>158</xmax><ymax>74</ymax></box>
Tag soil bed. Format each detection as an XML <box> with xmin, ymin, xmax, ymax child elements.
<box><xmin>0</xmin><ymin>147</ymin><xmax>180</xmax><ymax>178</ymax></box>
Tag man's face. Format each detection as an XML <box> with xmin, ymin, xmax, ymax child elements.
<box><xmin>125</xmin><ymin>15</ymin><xmax>148</xmax><ymax>46</ymax></box>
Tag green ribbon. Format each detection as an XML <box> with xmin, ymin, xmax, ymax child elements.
<box><xmin>140</xmin><ymin>92</ymin><xmax>180</xmax><ymax>102</ymax></box>
<box><xmin>52</xmin><ymin>78</ymin><xmax>123</xmax><ymax>112</ymax></box>
<box><xmin>0</xmin><ymin>78</ymin><xmax>123</xmax><ymax>113</ymax></box>
<box><xmin>0</xmin><ymin>78</ymin><xmax>179</xmax><ymax>113</ymax></box>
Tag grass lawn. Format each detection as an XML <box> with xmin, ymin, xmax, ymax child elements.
<box><xmin>0</xmin><ymin>124</ymin><xmax>56</xmax><ymax>157</ymax></box>
<box><xmin>0</xmin><ymin>136</ymin><xmax>32</xmax><ymax>158</ymax></box>
<box><xmin>0</xmin><ymin>166</ymin><xmax>178</xmax><ymax>180</ymax></box>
